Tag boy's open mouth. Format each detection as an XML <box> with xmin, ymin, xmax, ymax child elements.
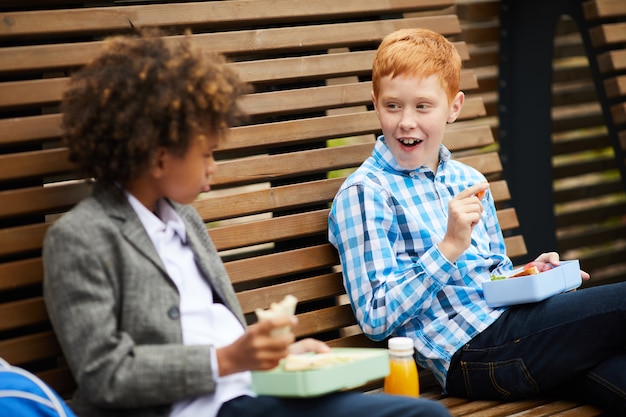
<box><xmin>399</xmin><ymin>137</ymin><xmax>423</xmax><ymax>147</ymax></box>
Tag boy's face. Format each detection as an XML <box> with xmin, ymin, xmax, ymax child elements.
<box><xmin>372</xmin><ymin>73</ymin><xmax>464</xmax><ymax>172</ymax></box>
<box><xmin>155</xmin><ymin>134</ymin><xmax>218</xmax><ymax>205</ymax></box>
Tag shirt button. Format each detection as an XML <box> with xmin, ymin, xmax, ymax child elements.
<box><xmin>409</xmin><ymin>172</ymin><xmax>415</xmax><ymax>178</ymax></box>
<box><xmin>167</xmin><ymin>306</ymin><xmax>180</xmax><ymax>320</ymax></box>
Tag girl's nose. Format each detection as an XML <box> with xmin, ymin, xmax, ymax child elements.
<box><xmin>206</xmin><ymin>156</ymin><xmax>217</xmax><ymax>176</ymax></box>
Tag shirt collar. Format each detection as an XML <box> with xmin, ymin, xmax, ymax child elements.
<box><xmin>126</xmin><ymin>193</ymin><xmax>187</xmax><ymax>244</ymax></box>
<box><xmin>374</xmin><ymin>135</ymin><xmax>451</xmax><ymax>175</ymax></box>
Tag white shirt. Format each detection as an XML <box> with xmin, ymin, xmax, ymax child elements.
<box><xmin>126</xmin><ymin>194</ymin><xmax>255</xmax><ymax>417</ymax></box>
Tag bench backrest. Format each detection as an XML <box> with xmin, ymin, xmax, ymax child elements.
<box><xmin>0</xmin><ymin>0</ymin><xmax>527</xmax><ymax>397</ymax></box>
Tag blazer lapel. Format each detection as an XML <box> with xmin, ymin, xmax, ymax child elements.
<box><xmin>95</xmin><ymin>183</ymin><xmax>171</xmax><ymax>280</ymax></box>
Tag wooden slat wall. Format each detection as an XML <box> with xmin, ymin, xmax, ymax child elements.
<box><xmin>0</xmin><ymin>1</ymin><xmax>531</xmax><ymax>413</ymax></box>
<box><xmin>456</xmin><ymin>0</ymin><xmax>626</xmax><ymax>287</ymax></box>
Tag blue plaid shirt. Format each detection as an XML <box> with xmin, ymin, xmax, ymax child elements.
<box><xmin>328</xmin><ymin>136</ymin><xmax>513</xmax><ymax>389</ymax></box>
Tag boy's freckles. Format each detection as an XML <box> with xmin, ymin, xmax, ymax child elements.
<box><xmin>373</xmin><ymin>74</ymin><xmax>453</xmax><ymax>172</ymax></box>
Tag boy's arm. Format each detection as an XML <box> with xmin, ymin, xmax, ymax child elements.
<box><xmin>329</xmin><ymin>183</ymin><xmax>455</xmax><ymax>340</ymax></box>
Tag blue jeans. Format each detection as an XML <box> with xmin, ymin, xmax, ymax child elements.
<box><xmin>446</xmin><ymin>281</ymin><xmax>626</xmax><ymax>415</ymax></box>
<box><xmin>218</xmin><ymin>392</ymin><xmax>451</xmax><ymax>417</ymax></box>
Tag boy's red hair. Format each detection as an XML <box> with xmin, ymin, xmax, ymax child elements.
<box><xmin>372</xmin><ymin>28</ymin><xmax>462</xmax><ymax>103</ymax></box>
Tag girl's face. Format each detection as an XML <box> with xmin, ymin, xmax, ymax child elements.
<box><xmin>156</xmin><ymin>134</ymin><xmax>218</xmax><ymax>205</ymax></box>
<box><xmin>372</xmin><ymin>74</ymin><xmax>464</xmax><ymax>172</ymax></box>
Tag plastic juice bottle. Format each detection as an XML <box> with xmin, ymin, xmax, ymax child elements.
<box><xmin>383</xmin><ymin>337</ymin><xmax>419</xmax><ymax>397</ymax></box>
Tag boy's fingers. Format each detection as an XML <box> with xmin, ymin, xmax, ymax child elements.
<box><xmin>459</xmin><ymin>182</ymin><xmax>489</xmax><ymax>199</ymax></box>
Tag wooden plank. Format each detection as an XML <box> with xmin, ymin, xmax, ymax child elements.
<box><xmin>588</xmin><ymin>22</ymin><xmax>626</xmax><ymax>47</ymax></box>
<box><xmin>583</xmin><ymin>0</ymin><xmax>626</xmax><ymax>20</ymax></box>
<box><xmin>0</xmin><ymin>331</ymin><xmax>62</xmax><ymax>366</ymax></box>
<box><xmin>610</xmin><ymin>101</ymin><xmax>626</xmax><ymax>125</ymax></box>
<box><xmin>194</xmin><ymin>178</ymin><xmax>342</xmax><ymax>222</ymax></box>
<box><xmin>0</xmin><ymin>181</ymin><xmax>91</xmax><ymax>220</ymax></box>
<box><xmin>237</xmin><ymin>272</ymin><xmax>344</xmax><ymax>314</ymax></box>
<box><xmin>294</xmin><ymin>304</ymin><xmax>357</xmax><ymax>338</ymax></box>
<box><xmin>0</xmin><ymin>0</ymin><xmax>455</xmax><ymax>39</ymax></box>
<box><xmin>223</xmin><ymin>244</ymin><xmax>338</xmax><ymax>285</ymax></box>
<box><xmin>0</xmin><ymin>258</ymin><xmax>43</xmax><ymax>291</ymax></box>
<box><xmin>0</xmin><ymin>223</ymin><xmax>49</xmax><ymax>257</ymax></box>
<box><xmin>0</xmin><ymin>15</ymin><xmax>462</xmax><ymax>74</ymax></box>
<box><xmin>597</xmin><ymin>49</ymin><xmax>626</xmax><ymax>74</ymax></box>
<box><xmin>0</xmin><ymin>148</ymin><xmax>71</xmax><ymax>182</ymax></box>
<box><xmin>0</xmin><ymin>60</ymin><xmax>476</xmax><ymax>110</ymax></box>
<box><xmin>0</xmin><ymin>297</ymin><xmax>48</xmax><ymax>332</ymax></box>
<box><xmin>603</xmin><ymin>75</ymin><xmax>626</xmax><ymax>99</ymax></box>
<box><xmin>209</xmin><ymin>209</ymin><xmax>329</xmax><ymax>252</ymax></box>
<box><xmin>0</xmin><ymin>113</ymin><xmax>61</xmax><ymax>147</ymax></box>
<box><xmin>505</xmin><ymin>235</ymin><xmax>527</xmax><ymax>260</ymax></box>
<box><xmin>496</xmin><ymin>207</ymin><xmax>520</xmax><ymax>231</ymax></box>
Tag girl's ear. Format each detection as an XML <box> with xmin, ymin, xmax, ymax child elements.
<box><xmin>447</xmin><ymin>91</ymin><xmax>465</xmax><ymax>123</ymax></box>
<box><xmin>150</xmin><ymin>147</ymin><xmax>168</xmax><ymax>178</ymax></box>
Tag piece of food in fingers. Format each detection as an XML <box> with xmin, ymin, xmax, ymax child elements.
<box><xmin>475</xmin><ymin>181</ymin><xmax>489</xmax><ymax>200</ymax></box>
<box><xmin>255</xmin><ymin>294</ymin><xmax>298</xmax><ymax>336</ymax></box>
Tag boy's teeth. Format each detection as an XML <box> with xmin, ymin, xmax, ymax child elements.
<box><xmin>401</xmin><ymin>138</ymin><xmax>420</xmax><ymax>145</ymax></box>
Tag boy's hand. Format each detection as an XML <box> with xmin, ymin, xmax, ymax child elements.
<box><xmin>216</xmin><ymin>315</ymin><xmax>297</xmax><ymax>376</ymax></box>
<box><xmin>533</xmin><ymin>252</ymin><xmax>590</xmax><ymax>281</ymax></box>
<box><xmin>439</xmin><ymin>182</ymin><xmax>489</xmax><ymax>262</ymax></box>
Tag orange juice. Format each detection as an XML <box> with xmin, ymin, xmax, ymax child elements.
<box><xmin>383</xmin><ymin>337</ymin><xmax>419</xmax><ymax>397</ymax></box>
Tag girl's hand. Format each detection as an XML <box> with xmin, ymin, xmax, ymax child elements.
<box><xmin>216</xmin><ymin>315</ymin><xmax>297</xmax><ymax>376</ymax></box>
<box><xmin>289</xmin><ymin>338</ymin><xmax>332</xmax><ymax>355</ymax></box>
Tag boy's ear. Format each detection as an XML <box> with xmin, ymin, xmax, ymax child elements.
<box><xmin>447</xmin><ymin>91</ymin><xmax>465</xmax><ymax>123</ymax></box>
<box><xmin>371</xmin><ymin>90</ymin><xmax>379</xmax><ymax>114</ymax></box>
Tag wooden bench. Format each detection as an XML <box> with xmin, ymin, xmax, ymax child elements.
<box><xmin>0</xmin><ymin>1</ymin><xmax>606</xmax><ymax>415</ymax></box>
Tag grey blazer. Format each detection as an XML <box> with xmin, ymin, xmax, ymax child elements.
<box><xmin>43</xmin><ymin>182</ymin><xmax>246</xmax><ymax>417</ymax></box>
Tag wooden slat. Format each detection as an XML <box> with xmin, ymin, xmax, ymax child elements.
<box><xmin>37</xmin><ymin>367</ymin><xmax>76</xmax><ymax>399</ymax></box>
<box><xmin>224</xmin><ymin>244</ymin><xmax>338</xmax><ymax>285</ymax></box>
<box><xmin>505</xmin><ymin>235</ymin><xmax>527</xmax><ymax>260</ymax></box>
<box><xmin>0</xmin><ymin>258</ymin><xmax>43</xmax><ymax>291</ymax></box>
<box><xmin>588</xmin><ymin>22</ymin><xmax>626</xmax><ymax>47</ymax></box>
<box><xmin>0</xmin><ymin>113</ymin><xmax>61</xmax><ymax>147</ymax></box>
<box><xmin>0</xmin><ymin>331</ymin><xmax>62</xmax><ymax>366</ymax></box>
<box><xmin>0</xmin><ymin>0</ymin><xmax>455</xmax><ymax>39</ymax></box>
<box><xmin>0</xmin><ymin>181</ymin><xmax>91</xmax><ymax>220</ymax></box>
<box><xmin>0</xmin><ymin>62</ymin><xmax>475</xmax><ymax>112</ymax></box>
<box><xmin>611</xmin><ymin>102</ymin><xmax>626</xmax><ymax>125</ymax></box>
<box><xmin>194</xmin><ymin>178</ymin><xmax>342</xmax><ymax>222</ymax></box>
<box><xmin>294</xmin><ymin>304</ymin><xmax>357</xmax><ymax>338</ymax></box>
<box><xmin>603</xmin><ymin>75</ymin><xmax>626</xmax><ymax>99</ymax></box>
<box><xmin>583</xmin><ymin>0</ymin><xmax>626</xmax><ymax>20</ymax></box>
<box><xmin>0</xmin><ymin>297</ymin><xmax>48</xmax><ymax>332</ymax></box>
<box><xmin>0</xmin><ymin>223</ymin><xmax>49</xmax><ymax>257</ymax></box>
<box><xmin>0</xmin><ymin>15</ymin><xmax>462</xmax><ymax>74</ymax></box>
<box><xmin>0</xmin><ymin>148</ymin><xmax>71</xmax><ymax>182</ymax></box>
<box><xmin>237</xmin><ymin>272</ymin><xmax>344</xmax><ymax>314</ymax></box>
<box><xmin>209</xmin><ymin>209</ymin><xmax>329</xmax><ymax>252</ymax></box>
<box><xmin>597</xmin><ymin>49</ymin><xmax>626</xmax><ymax>74</ymax></box>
